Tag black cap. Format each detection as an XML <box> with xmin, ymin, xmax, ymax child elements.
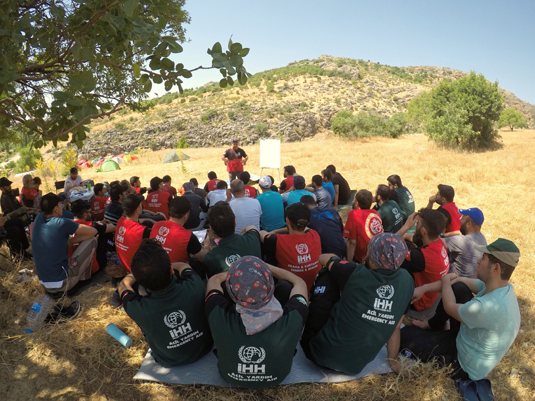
<box><xmin>0</xmin><ymin>177</ymin><xmax>12</xmax><ymax>187</ymax></box>
<box><xmin>286</xmin><ymin>202</ymin><xmax>310</xmax><ymax>229</ymax></box>
<box><xmin>293</xmin><ymin>175</ymin><xmax>305</xmax><ymax>186</ymax></box>
<box><xmin>123</xmin><ymin>194</ymin><xmax>144</xmax><ymax>215</ymax></box>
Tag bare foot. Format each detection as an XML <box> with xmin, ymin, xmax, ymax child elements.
<box><xmin>412</xmin><ymin>319</ymin><xmax>431</xmax><ymax>330</ymax></box>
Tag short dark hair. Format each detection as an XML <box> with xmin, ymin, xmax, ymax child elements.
<box><xmin>300</xmin><ymin>195</ymin><xmax>316</xmax><ymax>207</ymax></box>
<box><xmin>284</xmin><ymin>165</ymin><xmax>296</xmax><ymax>176</ymax></box>
<box><xmin>389</xmin><ymin>190</ymin><xmax>399</xmax><ymax>203</ymax></box>
<box><xmin>216</xmin><ymin>180</ymin><xmax>228</xmax><ymax>190</ymax></box>
<box><xmin>311</xmin><ymin>175</ymin><xmax>323</xmax><ymax>187</ymax></box>
<box><xmin>239</xmin><ymin>171</ymin><xmax>250</xmax><ymax>185</ymax></box>
<box><xmin>69</xmin><ymin>167</ymin><xmax>78</xmax><ymax>175</ymax></box>
<box><xmin>162</xmin><ymin>175</ymin><xmax>171</xmax><ymax>184</ymax></box>
<box><xmin>326</xmin><ymin>165</ymin><xmax>336</xmax><ymax>174</ymax></box>
<box><xmin>110</xmin><ymin>185</ymin><xmax>124</xmax><ymax>202</ymax></box>
<box><xmin>33</xmin><ymin>177</ymin><xmax>42</xmax><ymax>185</ymax></box>
<box><xmin>94</xmin><ymin>183</ymin><xmax>104</xmax><ymax>195</ymax></box>
<box><xmin>322</xmin><ymin>169</ymin><xmax>333</xmax><ymax>181</ymax></box>
<box><xmin>488</xmin><ymin>254</ymin><xmax>516</xmax><ymax>281</ymax></box>
<box><xmin>208</xmin><ymin>203</ymin><xmax>235</xmax><ymax>238</ymax></box>
<box><xmin>208</xmin><ymin>171</ymin><xmax>217</xmax><ymax>180</ymax></box>
<box><xmin>190</xmin><ymin>178</ymin><xmax>199</xmax><ymax>186</ymax></box>
<box><xmin>418</xmin><ymin>208</ymin><xmax>447</xmax><ymax>239</ymax></box>
<box><xmin>71</xmin><ymin>200</ymin><xmax>90</xmax><ymax>218</ymax></box>
<box><xmin>376</xmin><ymin>184</ymin><xmax>390</xmax><ymax>201</ymax></box>
<box><xmin>387</xmin><ymin>174</ymin><xmax>402</xmax><ymax>187</ymax></box>
<box><xmin>438</xmin><ymin>184</ymin><xmax>455</xmax><ymax>203</ymax></box>
<box><xmin>41</xmin><ymin>193</ymin><xmax>62</xmax><ymax>214</ymax></box>
<box><xmin>131</xmin><ymin>239</ymin><xmax>172</xmax><ymax>291</ymax></box>
<box><xmin>169</xmin><ymin>196</ymin><xmax>191</xmax><ymax>219</ymax></box>
<box><xmin>356</xmin><ymin>189</ymin><xmax>373</xmax><ymax>209</ymax></box>
<box><xmin>130</xmin><ymin>176</ymin><xmax>140</xmax><ymax>186</ymax></box>
<box><xmin>120</xmin><ymin>179</ymin><xmax>130</xmax><ymax>188</ymax></box>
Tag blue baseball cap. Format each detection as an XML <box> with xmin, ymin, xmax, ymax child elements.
<box><xmin>459</xmin><ymin>208</ymin><xmax>484</xmax><ymax>226</ymax></box>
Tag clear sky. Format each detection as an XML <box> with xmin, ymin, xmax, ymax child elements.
<box><xmin>156</xmin><ymin>0</ymin><xmax>535</xmax><ymax>105</ymax></box>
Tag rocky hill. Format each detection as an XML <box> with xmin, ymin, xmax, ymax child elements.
<box><xmin>77</xmin><ymin>55</ymin><xmax>535</xmax><ymax>158</ymax></box>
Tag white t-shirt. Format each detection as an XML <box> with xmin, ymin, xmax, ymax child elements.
<box><xmin>206</xmin><ymin>189</ymin><xmax>230</xmax><ymax>207</ymax></box>
<box><xmin>230</xmin><ymin>197</ymin><xmax>262</xmax><ymax>234</ymax></box>
<box><xmin>64</xmin><ymin>175</ymin><xmax>83</xmax><ymax>191</ymax></box>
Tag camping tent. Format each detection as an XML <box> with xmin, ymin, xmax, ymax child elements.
<box><xmin>111</xmin><ymin>156</ymin><xmax>124</xmax><ymax>164</ymax></box>
<box><xmin>94</xmin><ymin>158</ymin><xmax>105</xmax><ymax>167</ymax></box>
<box><xmin>162</xmin><ymin>151</ymin><xmax>190</xmax><ymax>163</ymax></box>
<box><xmin>97</xmin><ymin>159</ymin><xmax>120</xmax><ymax>172</ymax></box>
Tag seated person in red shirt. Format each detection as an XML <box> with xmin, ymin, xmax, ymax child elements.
<box><xmin>145</xmin><ymin>177</ymin><xmax>171</xmax><ymax>219</ymax></box>
<box><xmin>204</xmin><ymin>171</ymin><xmax>222</xmax><ymax>192</ymax></box>
<box><xmin>120</xmin><ymin>179</ymin><xmax>138</xmax><ymax>195</ymax></box>
<box><xmin>260</xmin><ymin>202</ymin><xmax>322</xmax><ymax>293</ymax></box>
<box><xmin>239</xmin><ymin>171</ymin><xmax>258</xmax><ymax>198</ymax></box>
<box><xmin>426</xmin><ymin>184</ymin><xmax>462</xmax><ymax>237</ymax></box>
<box><xmin>91</xmin><ymin>183</ymin><xmax>109</xmax><ymax>221</ymax></box>
<box><xmin>344</xmin><ymin>189</ymin><xmax>384</xmax><ymax>263</ymax></box>
<box><xmin>119</xmin><ymin>239</ymin><xmax>213</xmax><ymax>367</ymax></box>
<box><xmin>279</xmin><ymin>165</ymin><xmax>297</xmax><ymax>193</ymax></box>
<box><xmin>20</xmin><ymin>174</ymin><xmax>39</xmax><ymax>208</ymax></box>
<box><xmin>396</xmin><ymin>209</ymin><xmax>449</xmax><ymax>311</ymax></box>
<box><xmin>130</xmin><ymin>176</ymin><xmax>143</xmax><ymax>194</ymax></box>
<box><xmin>70</xmin><ymin>200</ymin><xmax>116</xmax><ymax>273</ymax></box>
<box><xmin>150</xmin><ymin>196</ymin><xmax>209</xmax><ymax>265</ymax></box>
<box><xmin>162</xmin><ymin>175</ymin><xmax>178</xmax><ymax>198</ymax></box>
<box><xmin>115</xmin><ymin>194</ymin><xmax>152</xmax><ymax>272</ymax></box>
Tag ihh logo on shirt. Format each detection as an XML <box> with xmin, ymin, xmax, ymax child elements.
<box><xmin>374</xmin><ymin>285</ymin><xmax>395</xmax><ymax>312</ymax></box>
<box><xmin>296</xmin><ymin>244</ymin><xmax>311</xmax><ymax>263</ymax></box>
<box><xmin>116</xmin><ymin>225</ymin><xmax>126</xmax><ymax>243</ymax></box>
<box><xmin>156</xmin><ymin>226</ymin><xmax>170</xmax><ymax>244</ymax></box>
<box><xmin>164</xmin><ymin>310</ymin><xmax>192</xmax><ymax>340</ymax></box>
<box><xmin>238</xmin><ymin>346</ymin><xmax>266</xmax><ymax>374</ymax></box>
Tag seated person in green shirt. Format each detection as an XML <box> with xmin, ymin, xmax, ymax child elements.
<box><xmin>301</xmin><ymin>233</ymin><xmax>414</xmax><ymax>375</ymax></box>
<box><xmin>205</xmin><ymin>256</ymin><xmax>308</xmax><ymax>388</ymax></box>
<box><xmin>374</xmin><ymin>184</ymin><xmax>403</xmax><ymax>233</ymax></box>
<box><xmin>203</xmin><ymin>202</ymin><xmax>262</xmax><ymax>277</ymax></box>
<box><xmin>119</xmin><ymin>239</ymin><xmax>213</xmax><ymax>367</ymax></box>
<box><xmin>400</xmin><ymin>238</ymin><xmax>521</xmax><ymax>382</ymax></box>
<box><xmin>387</xmin><ymin>174</ymin><xmax>415</xmax><ymax>223</ymax></box>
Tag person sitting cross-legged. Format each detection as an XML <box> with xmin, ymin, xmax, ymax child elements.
<box><xmin>400</xmin><ymin>238</ymin><xmax>521</xmax><ymax>384</ymax></box>
<box><xmin>119</xmin><ymin>239</ymin><xmax>213</xmax><ymax>367</ymax></box>
<box><xmin>205</xmin><ymin>256</ymin><xmax>309</xmax><ymax>388</ymax></box>
<box><xmin>301</xmin><ymin>233</ymin><xmax>414</xmax><ymax>375</ymax></box>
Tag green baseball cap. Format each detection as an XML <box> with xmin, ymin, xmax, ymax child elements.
<box><xmin>475</xmin><ymin>238</ymin><xmax>520</xmax><ymax>267</ymax></box>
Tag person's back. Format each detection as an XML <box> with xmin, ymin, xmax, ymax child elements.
<box><xmin>287</xmin><ymin>189</ymin><xmax>311</xmax><ymax>206</ymax></box>
<box><xmin>377</xmin><ymin>200</ymin><xmax>403</xmax><ymax>233</ymax></box>
<box><xmin>229</xmin><ymin>196</ymin><xmax>261</xmax><ymax>234</ymax></box>
<box><xmin>393</xmin><ymin>186</ymin><xmax>415</xmax><ymax>221</ymax></box>
<box><xmin>308</xmin><ymin>206</ymin><xmax>345</xmax><ymax>257</ymax></box>
<box><xmin>314</xmin><ymin>186</ymin><xmax>332</xmax><ymax>208</ymax></box>
<box><xmin>446</xmin><ymin>231</ymin><xmax>487</xmax><ymax>278</ymax></box>
<box><xmin>206</xmin><ymin>188</ymin><xmax>227</xmax><ymax>206</ymax></box>
<box><xmin>151</xmin><ymin>220</ymin><xmax>194</xmax><ymax>263</ymax></box>
<box><xmin>182</xmin><ymin>182</ymin><xmax>207</xmax><ymax>229</ymax></box>
<box><xmin>329</xmin><ymin>166</ymin><xmax>350</xmax><ymax>205</ymax></box>
<box><xmin>256</xmin><ymin>188</ymin><xmax>285</xmax><ymax>232</ymax></box>
<box><xmin>344</xmin><ymin>208</ymin><xmax>384</xmax><ymax>262</ymax></box>
<box><xmin>120</xmin><ymin>239</ymin><xmax>213</xmax><ymax>367</ymax></box>
<box><xmin>145</xmin><ymin>190</ymin><xmax>170</xmax><ymax>219</ymax></box>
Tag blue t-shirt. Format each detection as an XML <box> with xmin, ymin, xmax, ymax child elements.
<box><xmin>62</xmin><ymin>209</ymin><xmax>74</xmax><ymax>219</ymax></box>
<box><xmin>256</xmin><ymin>191</ymin><xmax>285</xmax><ymax>232</ymax></box>
<box><xmin>32</xmin><ymin>213</ymin><xmax>79</xmax><ymax>284</ymax></box>
<box><xmin>287</xmin><ymin>189</ymin><xmax>314</xmax><ymax>206</ymax></box>
<box><xmin>323</xmin><ymin>181</ymin><xmax>335</xmax><ymax>202</ymax></box>
<box><xmin>308</xmin><ymin>207</ymin><xmax>345</xmax><ymax>257</ymax></box>
<box><xmin>457</xmin><ymin>280</ymin><xmax>520</xmax><ymax>380</ymax></box>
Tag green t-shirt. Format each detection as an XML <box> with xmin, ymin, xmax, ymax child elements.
<box><xmin>206</xmin><ymin>291</ymin><xmax>308</xmax><ymax>388</ymax></box>
<box><xmin>393</xmin><ymin>186</ymin><xmax>415</xmax><ymax>221</ymax></box>
<box><xmin>377</xmin><ymin>200</ymin><xmax>404</xmax><ymax>233</ymax></box>
<box><xmin>122</xmin><ymin>270</ymin><xmax>213</xmax><ymax>367</ymax></box>
<box><xmin>309</xmin><ymin>262</ymin><xmax>414</xmax><ymax>374</ymax></box>
<box><xmin>203</xmin><ymin>230</ymin><xmax>262</xmax><ymax>277</ymax></box>
<box><xmin>457</xmin><ymin>280</ymin><xmax>520</xmax><ymax>380</ymax></box>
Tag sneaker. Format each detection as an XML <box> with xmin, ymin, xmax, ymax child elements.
<box><xmin>110</xmin><ymin>290</ymin><xmax>121</xmax><ymax>307</ymax></box>
<box><xmin>60</xmin><ymin>300</ymin><xmax>81</xmax><ymax>320</ymax></box>
<box><xmin>44</xmin><ymin>303</ymin><xmax>64</xmax><ymax>324</ymax></box>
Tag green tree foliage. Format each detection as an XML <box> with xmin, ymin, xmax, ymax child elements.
<box><xmin>408</xmin><ymin>72</ymin><xmax>505</xmax><ymax>149</ymax></box>
<box><xmin>498</xmin><ymin>107</ymin><xmax>527</xmax><ymax>131</ymax></box>
<box><xmin>331</xmin><ymin>111</ymin><xmax>409</xmax><ymax>138</ymax></box>
<box><xmin>15</xmin><ymin>145</ymin><xmax>42</xmax><ymax>173</ymax></box>
<box><xmin>0</xmin><ymin>0</ymin><xmax>251</xmax><ymax>148</ymax></box>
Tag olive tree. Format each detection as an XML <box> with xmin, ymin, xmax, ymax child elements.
<box><xmin>498</xmin><ymin>107</ymin><xmax>527</xmax><ymax>131</ymax></box>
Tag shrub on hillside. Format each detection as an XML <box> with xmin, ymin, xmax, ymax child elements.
<box><xmin>15</xmin><ymin>146</ymin><xmax>42</xmax><ymax>173</ymax></box>
<box><xmin>254</xmin><ymin>122</ymin><xmax>269</xmax><ymax>135</ymax></box>
<box><xmin>331</xmin><ymin>111</ymin><xmax>410</xmax><ymax>138</ymax></box>
<box><xmin>201</xmin><ymin>109</ymin><xmax>218</xmax><ymax>122</ymax></box>
<box><xmin>176</xmin><ymin>136</ymin><xmax>189</xmax><ymax>149</ymax></box>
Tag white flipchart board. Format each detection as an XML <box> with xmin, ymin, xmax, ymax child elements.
<box><xmin>259</xmin><ymin>139</ymin><xmax>281</xmax><ymax>169</ymax></box>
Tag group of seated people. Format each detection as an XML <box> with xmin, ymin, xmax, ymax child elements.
<box><xmin>1</xmin><ymin>165</ymin><xmax>520</xmax><ymax>391</ymax></box>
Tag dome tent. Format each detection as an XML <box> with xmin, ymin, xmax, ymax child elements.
<box><xmin>162</xmin><ymin>151</ymin><xmax>190</xmax><ymax>164</ymax></box>
<box><xmin>97</xmin><ymin>159</ymin><xmax>120</xmax><ymax>172</ymax></box>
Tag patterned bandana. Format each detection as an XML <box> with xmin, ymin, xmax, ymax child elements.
<box><xmin>226</xmin><ymin>256</ymin><xmax>283</xmax><ymax>335</ymax></box>
<box><xmin>368</xmin><ymin>233</ymin><xmax>408</xmax><ymax>271</ymax></box>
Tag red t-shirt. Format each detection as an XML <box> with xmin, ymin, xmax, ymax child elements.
<box><xmin>441</xmin><ymin>202</ymin><xmax>462</xmax><ymax>233</ymax></box>
<box><xmin>163</xmin><ymin>184</ymin><xmax>177</xmax><ymax>198</ymax></box>
<box><xmin>135</xmin><ymin>187</ymin><xmax>141</xmax><ymax>194</ymax></box>
<box><xmin>91</xmin><ymin>196</ymin><xmax>108</xmax><ymax>221</ymax></box>
<box><xmin>68</xmin><ymin>219</ymin><xmax>99</xmax><ymax>273</ymax></box>
<box><xmin>270</xmin><ymin>230</ymin><xmax>322</xmax><ymax>293</ymax></box>
<box><xmin>115</xmin><ymin>216</ymin><xmax>147</xmax><ymax>272</ymax></box>
<box><xmin>205</xmin><ymin>179</ymin><xmax>222</xmax><ymax>192</ymax></box>
<box><xmin>280</xmin><ymin>176</ymin><xmax>294</xmax><ymax>192</ymax></box>
<box><xmin>145</xmin><ymin>190</ymin><xmax>170</xmax><ymax>219</ymax></box>
<box><xmin>150</xmin><ymin>220</ymin><xmax>193</xmax><ymax>263</ymax></box>
<box><xmin>21</xmin><ymin>187</ymin><xmax>38</xmax><ymax>203</ymax></box>
<box><xmin>343</xmin><ymin>209</ymin><xmax>384</xmax><ymax>262</ymax></box>
<box><xmin>410</xmin><ymin>239</ymin><xmax>450</xmax><ymax>311</ymax></box>
<box><xmin>244</xmin><ymin>185</ymin><xmax>257</xmax><ymax>199</ymax></box>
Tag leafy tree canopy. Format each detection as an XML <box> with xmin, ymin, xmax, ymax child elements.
<box><xmin>498</xmin><ymin>107</ymin><xmax>527</xmax><ymax>131</ymax></box>
<box><xmin>0</xmin><ymin>0</ymin><xmax>251</xmax><ymax>149</ymax></box>
<box><xmin>408</xmin><ymin>72</ymin><xmax>505</xmax><ymax>150</ymax></box>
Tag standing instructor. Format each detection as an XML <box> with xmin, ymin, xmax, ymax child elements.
<box><xmin>222</xmin><ymin>138</ymin><xmax>248</xmax><ymax>181</ymax></box>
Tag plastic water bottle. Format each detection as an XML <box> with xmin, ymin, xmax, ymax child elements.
<box><xmin>24</xmin><ymin>294</ymin><xmax>55</xmax><ymax>333</ymax></box>
<box><xmin>87</xmin><ymin>183</ymin><xmax>91</xmax><ymax>192</ymax></box>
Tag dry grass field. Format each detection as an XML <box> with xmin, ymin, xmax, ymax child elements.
<box><xmin>1</xmin><ymin>129</ymin><xmax>534</xmax><ymax>400</ymax></box>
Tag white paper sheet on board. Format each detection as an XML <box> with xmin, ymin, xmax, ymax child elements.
<box><xmin>259</xmin><ymin>139</ymin><xmax>281</xmax><ymax>169</ymax></box>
